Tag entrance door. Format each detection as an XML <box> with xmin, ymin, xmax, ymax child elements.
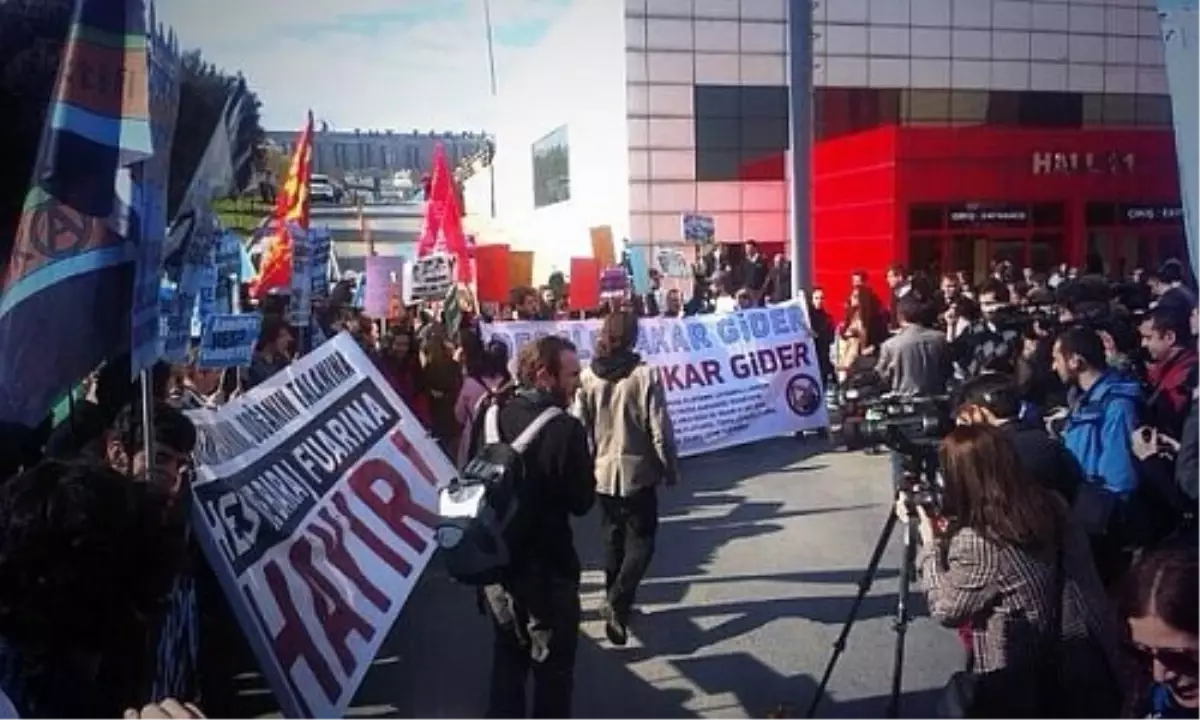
<box><xmin>1088</xmin><ymin>230</ymin><xmax>1168</xmax><ymax>278</ymax></box>
<box><xmin>958</xmin><ymin>234</ymin><xmax>1026</xmax><ymax>282</ymax></box>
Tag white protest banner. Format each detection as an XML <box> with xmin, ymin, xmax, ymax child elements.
<box><xmin>186</xmin><ymin>333</ymin><xmax>453</xmax><ymax>718</ymax></box>
<box><xmin>681</xmin><ymin>213</ymin><xmax>715</xmax><ymax>243</ymax></box>
<box><xmin>483</xmin><ymin>300</ymin><xmax>828</xmax><ymax>456</ymax></box>
<box><xmin>404</xmin><ymin>252</ymin><xmax>456</xmax><ymax>303</ymax></box>
<box><xmin>198</xmin><ymin>314</ymin><xmax>262</xmax><ymax>369</ymax></box>
<box><xmin>655</xmin><ymin>248</ymin><xmax>691</xmax><ymax>279</ymax></box>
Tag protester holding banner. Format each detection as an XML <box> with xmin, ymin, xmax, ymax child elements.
<box><xmin>575</xmin><ymin>310</ymin><xmax>679</xmax><ymax>648</ymax></box>
<box><xmin>476</xmin><ymin>336</ymin><xmax>595</xmax><ymax>719</ymax></box>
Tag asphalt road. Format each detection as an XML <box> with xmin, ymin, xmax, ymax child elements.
<box><xmin>233</xmin><ymin>438</ymin><xmax>962</xmax><ymax>718</ymax></box>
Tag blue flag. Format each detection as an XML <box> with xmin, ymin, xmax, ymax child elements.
<box><xmin>0</xmin><ymin>0</ymin><xmax>154</xmax><ymax>426</ymax></box>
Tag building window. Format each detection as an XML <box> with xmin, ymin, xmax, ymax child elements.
<box><xmin>815</xmin><ymin>88</ymin><xmax>901</xmax><ymax>140</ymax></box>
<box><xmin>532</xmin><ymin>125</ymin><xmax>570</xmax><ymax>208</ymax></box>
<box><xmin>694</xmin><ymin>84</ymin><xmax>788</xmax><ymax>181</ymax></box>
<box><xmin>903</xmin><ymin>90</ymin><xmax>951</xmax><ymax>124</ymax></box>
<box><xmin>1017</xmin><ymin>92</ymin><xmax>1082</xmax><ymax>127</ymax></box>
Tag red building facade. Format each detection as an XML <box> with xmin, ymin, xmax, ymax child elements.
<box><xmin>813</xmin><ymin>126</ymin><xmax>1184</xmax><ymax>310</ymax></box>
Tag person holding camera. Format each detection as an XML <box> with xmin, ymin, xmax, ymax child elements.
<box><xmin>954</xmin><ymin>373</ymin><xmax>1085</xmax><ymax>506</ymax></box>
<box><xmin>898</xmin><ymin>425</ymin><xmax>1122</xmax><ymax>718</ymax></box>
<box><xmin>959</xmin><ymin>279</ymin><xmax>1024</xmax><ymax>378</ymax></box>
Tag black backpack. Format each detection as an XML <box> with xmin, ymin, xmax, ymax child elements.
<box><xmin>435</xmin><ymin>402</ymin><xmax>562</xmax><ymax>586</ymax></box>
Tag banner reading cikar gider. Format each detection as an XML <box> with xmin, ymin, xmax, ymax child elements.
<box><xmin>484</xmin><ymin>300</ymin><xmax>829</xmax><ymax>457</ymax></box>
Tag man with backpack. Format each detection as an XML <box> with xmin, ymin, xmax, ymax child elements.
<box><xmin>447</xmin><ymin>335</ymin><xmax>594</xmax><ymax>718</ymax></box>
<box><xmin>575</xmin><ymin>310</ymin><xmax>680</xmax><ymax>647</ymax></box>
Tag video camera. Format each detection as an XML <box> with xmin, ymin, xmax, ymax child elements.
<box><xmin>841</xmin><ymin>392</ymin><xmax>954</xmax><ymax>453</ymax></box>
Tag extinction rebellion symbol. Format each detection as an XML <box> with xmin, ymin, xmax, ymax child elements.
<box><xmin>785</xmin><ymin>374</ymin><xmax>821</xmax><ymax>417</ymax></box>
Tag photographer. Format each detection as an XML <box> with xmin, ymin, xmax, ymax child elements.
<box><xmin>954</xmin><ymin>373</ymin><xmax>1085</xmax><ymax>505</ymax></box>
<box><xmin>956</xmin><ymin>279</ymin><xmax>1023</xmax><ymax>378</ymax></box>
<box><xmin>875</xmin><ymin>294</ymin><xmax>951</xmax><ymax>397</ymax></box>
<box><xmin>898</xmin><ymin>425</ymin><xmax>1122</xmax><ymax>718</ymax></box>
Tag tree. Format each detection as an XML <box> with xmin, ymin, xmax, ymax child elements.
<box><xmin>0</xmin><ymin>0</ymin><xmax>265</xmax><ymax>264</ymax></box>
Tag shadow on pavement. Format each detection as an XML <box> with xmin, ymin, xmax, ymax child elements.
<box><xmin>231</xmin><ymin>436</ymin><xmax>913</xmax><ymax>718</ymax></box>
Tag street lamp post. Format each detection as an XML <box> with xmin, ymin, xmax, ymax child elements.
<box><xmin>787</xmin><ymin>0</ymin><xmax>815</xmax><ymax>298</ymax></box>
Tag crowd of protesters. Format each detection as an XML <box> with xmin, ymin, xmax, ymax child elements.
<box><xmin>818</xmin><ymin>253</ymin><xmax>1199</xmax><ymax>718</ymax></box>
<box><xmin>0</xmin><ymin>240</ymin><xmax>1194</xmax><ymax>718</ymax></box>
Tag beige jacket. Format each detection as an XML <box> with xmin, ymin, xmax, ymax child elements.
<box><xmin>573</xmin><ymin>362</ymin><xmax>680</xmax><ymax>497</ymax></box>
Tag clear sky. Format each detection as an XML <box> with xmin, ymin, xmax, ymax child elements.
<box><xmin>155</xmin><ymin>0</ymin><xmax>572</xmax><ymax>133</ymax></box>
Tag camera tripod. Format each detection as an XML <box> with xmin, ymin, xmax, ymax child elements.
<box><xmin>805</xmin><ymin>492</ymin><xmax>921</xmax><ymax>718</ymax></box>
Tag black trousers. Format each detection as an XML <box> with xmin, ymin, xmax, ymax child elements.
<box><xmin>599</xmin><ymin>487</ymin><xmax>659</xmax><ymax>619</ymax></box>
<box><xmin>484</xmin><ymin>569</ymin><xmax>581</xmax><ymax>718</ymax></box>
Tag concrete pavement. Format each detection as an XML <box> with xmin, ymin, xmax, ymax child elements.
<box><xmin>234</xmin><ymin>438</ymin><xmax>962</xmax><ymax>718</ymax></box>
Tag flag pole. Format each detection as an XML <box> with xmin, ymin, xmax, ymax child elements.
<box><xmin>483</xmin><ymin>0</ymin><xmax>498</xmax><ymax>219</ymax></box>
<box><xmin>138</xmin><ymin>369</ymin><xmax>156</xmax><ymax>473</ymax></box>
<box><xmin>787</xmin><ymin>0</ymin><xmax>815</xmax><ymax>298</ymax></box>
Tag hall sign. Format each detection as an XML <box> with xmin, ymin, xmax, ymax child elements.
<box><xmin>1032</xmin><ymin>151</ymin><xmax>1136</xmax><ymax>176</ymax></box>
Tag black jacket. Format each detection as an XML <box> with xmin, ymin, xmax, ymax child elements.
<box><xmin>1003</xmin><ymin>421</ymin><xmax>1085</xmax><ymax>504</ymax></box>
<box><xmin>1178</xmin><ymin>398</ymin><xmax>1198</xmax><ymax>503</ymax></box>
<box><xmin>492</xmin><ymin>390</ymin><xmax>595</xmax><ymax>580</ymax></box>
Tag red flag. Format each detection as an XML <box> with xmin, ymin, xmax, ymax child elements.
<box><xmin>416</xmin><ymin>143</ymin><xmax>469</xmax><ymax>280</ymax></box>
<box><xmin>250</xmin><ymin>111</ymin><xmax>314</xmax><ymax>298</ymax></box>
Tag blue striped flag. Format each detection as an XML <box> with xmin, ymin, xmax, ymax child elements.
<box><xmin>0</xmin><ymin>0</ymin><xmax>154</xmax><ymax>426</ymax></box>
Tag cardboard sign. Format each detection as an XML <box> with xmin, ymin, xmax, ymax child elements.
<box><xmin>197</xmin><ymin>314</ymin><xmax>262</xmax><ymax>368</ymax></box>
<box><xmin>474</xmin><ymin>244</ymin><xmax>510</xmax><ymax>304</ymax></box>
<box><xmin>186</xmin><ymin>334</ymin><xmax>453</xmax><ymax>718</ymax></box>
<box><xmin>569</xmin><ymin>257</ymin><xmax>600</xmax><ymax>309</ymax></box>
<box><xmin>508</xmin><ymin>250</ymin><xmax>534</xmax><ymax>291</ymax></box>
<box><xmin>215</xmin><ymin>232</ymin><xmax>243</xmax><ymax>278</ymax></box>
<box><xmin>627</xmin><ymin>246</ymin><xmax>653</xmax><ymax>295</ymax></box>
<box><xmin>288</xmin><ymin>225</ymin><xmax>313</xmax><ymax>325</ymax></box>
<box><xmin>405</xmin><ymin>252</ymin><xmax>456</xmax><ymax>303</ymax></box>
<box><xmin>590</xmin><ymin>226</ymin><xmax>616</xmax><ymax>269</ymax></box>
<box><xmin>599</xmin><ymin>266</ymin><xmax>629</xmax><ymax>298</ymax></box>
<box><xmin>310</xmin><ymin>228</ymin><xmax>332</xmax><ymax>298</ymax></box>
<box><xmin>655</xmin><ymin>248</ymin><xmax>691</xmax><ymax>278</ymax></box>
<box><xmin>364</xmin><ymin>256</ymin><xmax>405</xmax><ymax>319</ymax></box>
<box><xmin>681</xmin><ymin>213</ymin><xmax>715</xmax><ymax>243</ymax></box>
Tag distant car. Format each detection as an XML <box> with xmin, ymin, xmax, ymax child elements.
<box><xmin>310</xmin><ymin>173</ymin><xmax>337</xmax><ymax>204</ymax></box>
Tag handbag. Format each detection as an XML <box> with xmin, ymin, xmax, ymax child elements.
<box><xmin>937</xmin><ymin>534</ymin><xmax>1066</xmax><ymax>718</ymax></box>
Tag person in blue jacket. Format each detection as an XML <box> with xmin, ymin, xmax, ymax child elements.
<box><xmin>1053</xmin><ymin>325</ymin><xmax>1144</xmax><ymax>498</ymax></box>
<box><xmin>1054</xmin><ymin>326</ymin><xmax>1145</xmax><ymax>584</ymax></box>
